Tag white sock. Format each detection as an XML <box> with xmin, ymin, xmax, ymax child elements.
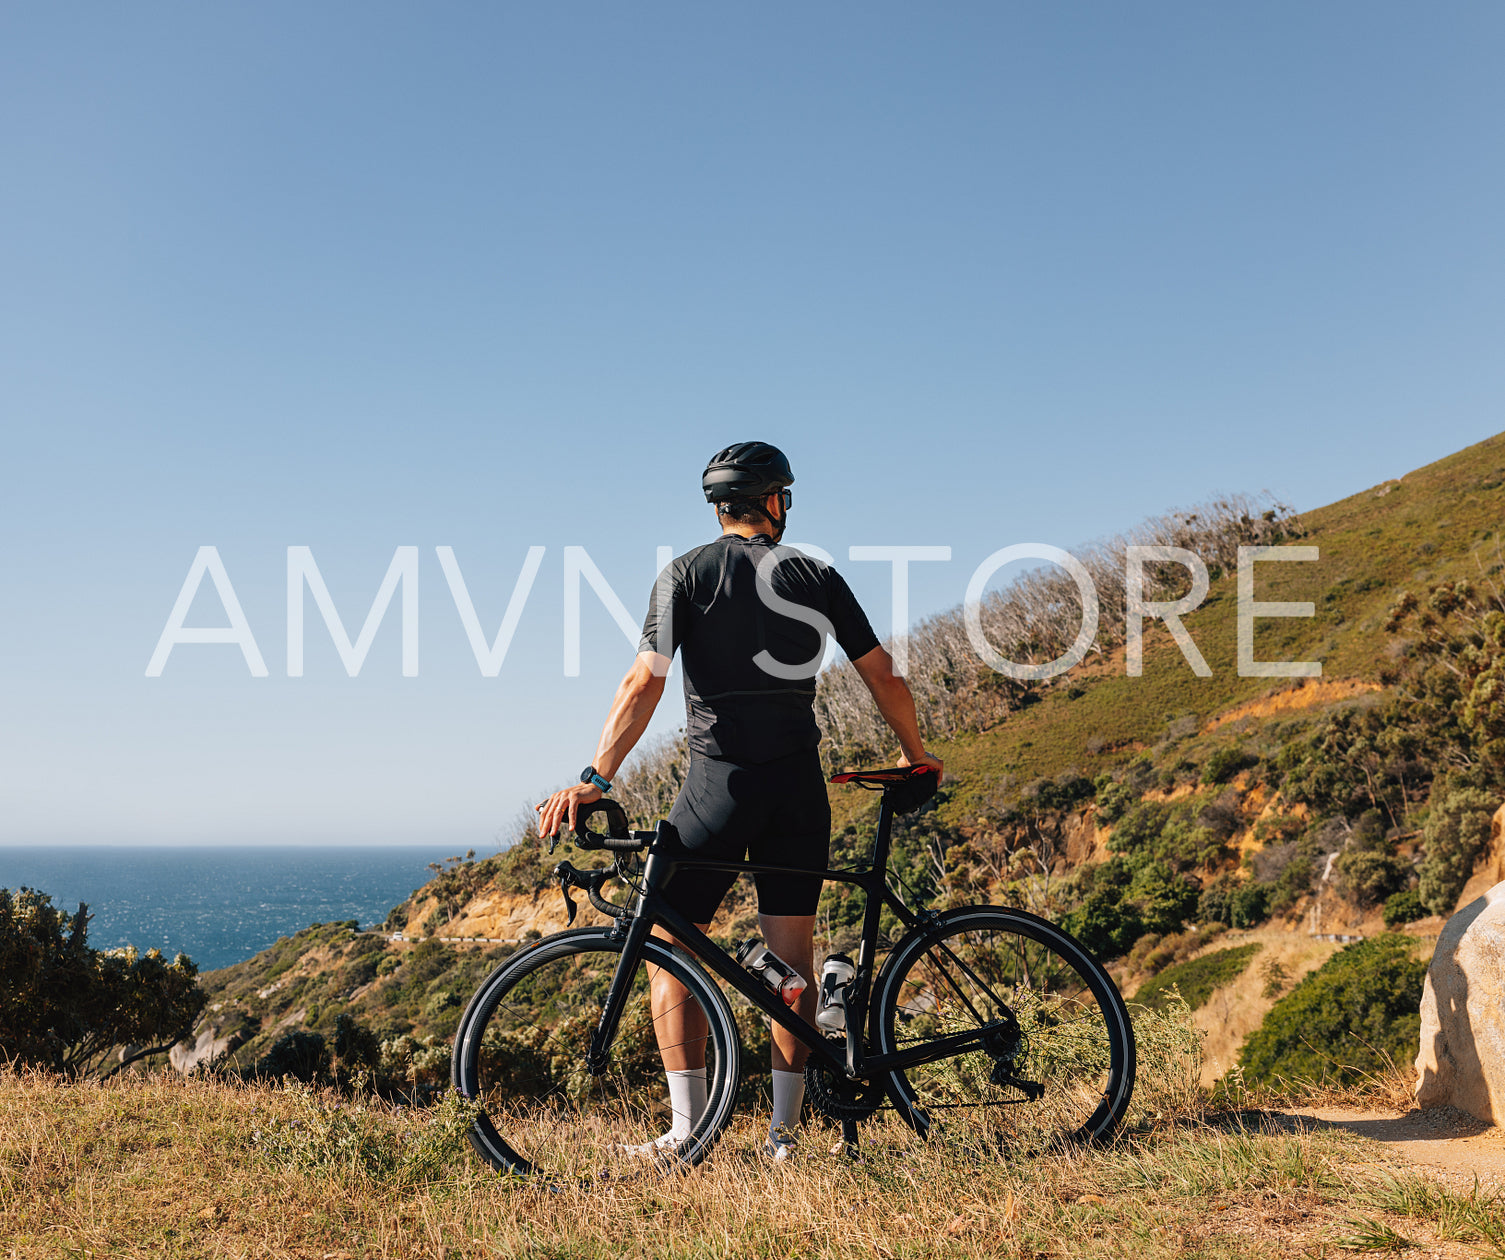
<box><xmin>769</xmin><ymin>1068</ymin><xmax>805</xmax><ymax>1146</ymax></box>
<box><xmin>666</xmin><ymin>1067</ymin><xmax>708</xmax><ymax>1142</ymax></box>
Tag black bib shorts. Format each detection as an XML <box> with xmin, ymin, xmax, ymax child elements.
<box><xmin>660</xmin><ymin>746</ymin><xmax>831</xmax><ymax>922</ymax></box>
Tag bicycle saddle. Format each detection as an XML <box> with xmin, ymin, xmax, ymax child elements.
<box><xmin>828</xmin><ymin>765</ymin><xmax>939</xmax><ymax>814</ymax></box>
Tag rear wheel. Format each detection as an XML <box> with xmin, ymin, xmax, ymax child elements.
<box><xmin>874</xmin><ymin>907</ymin><xmax>1135</xmax><ymax>1151</ymax></box>
<box><xmin>451</xmin><ymin>928</ymin><xmax>741</xmax><ymax>1175</ymax></box>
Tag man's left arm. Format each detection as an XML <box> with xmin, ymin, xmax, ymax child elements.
<box><xmin>851</xmin><ymin>645</ymin><xmax>943</xmax><ymax>775</ymax></box>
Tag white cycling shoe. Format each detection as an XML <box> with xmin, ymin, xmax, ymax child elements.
<box><xmin>620</xmin><ymin>1133</ymin><xmax>688</xmax><ymax>1160</ymax></box>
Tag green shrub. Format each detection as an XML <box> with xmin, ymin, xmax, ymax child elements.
<box><xmin>1126</xmin><ymin>860</ymin><xmax>1200</xmax><ymax>935</ymax></box>
<box><xmin>1106</xmin><ymin>803</ymin><xmax>1170</xmax><ymax>855</ymax></box>
<box><xmin>1202</xmin><ymin>747</ymin><xmax>1256</xmax><ymax>786</ymax></box>
<box><xmin>1334</xmin><ymin>847</ymin><xmax>1411</xmax><ymax>909</ymax></box>
<box><xmin>1029</xmin><ymin>774</ymin><xmax>1094</xmax><ymax>812</ymax></box>
<box><xmin>0</xmin><ymin>888</ymin><xmax>203</xmax><ymax>1077</ymax></box>
<box><xmin>1268</xmin><ymin>855</ymin><xmax>1316</xmax><ymax>915</ymax></box>
<box><xmin>1381</xmin><ymin>889</ymin><xmax>1427</xmax><ymax>928</ymax></box>
<box><xmin>1417</xmin><ymin>787</ymin><xmax>1497</xmax><ymax>916</ymax></box>
<box><xmin>1154</xmin><ymin>813</ymin><xmax>1228</xmax><ymax>870</ymax></box>
<box><xmin>1199</xmin><ymin>877</ymin><xmax>1271</xmax><ymax>929</ymax></box>
<box><xmin>1239</xmin><ymin>934</ymin><xmax>1427</xmax><ymax>1086</ymax></box>
<box><xmin>1061</xmin><ymin>892</ymin><xmax>1144</xmax><ymax>961</ymax></box>
<box><xmin>1132</xmin><ymin>943</ymin><xmax>1262</xmax><ymax>1013</ymax></box>
<box><xmin>252</xmin><ymin>1030</ymin><xmax>329</xmax><ymax>1083</ymax></box>
<box><xmin>1061</xmin><ymin>855</ymin><xmax>1197</xmax><ymax>959</ymax></box>
<box><xmin>1093</xmin><ymin>774</ymin><xmax>1138</xmax><ymax>824</ymax></box>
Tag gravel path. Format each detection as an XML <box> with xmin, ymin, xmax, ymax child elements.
<box><xmin>1275</xmin><ymin>1105</ymin><xmax>1505</xmax><ymax>1185</ymax></box>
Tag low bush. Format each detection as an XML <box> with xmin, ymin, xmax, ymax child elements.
<box><xmin>1202</xmin><ymin>747</ymin><xmax>1256</xmax><ymax>786</ymax></box>
<box><xmin>1132</xmin><ymin>942</ymin><xmax>1262</xmax><ymax>1013</ymax></box>
<box><xmin>1199</xmin><ymin>877</ymin><xmax>1271</xmax><ymax>929</ymax></box>
<box><xmin>1334</xmin><ymin>847</ymin><xmax>1411</xmax><ymax>909</ymax></box>
<box><xmin>1382</xmin><ymin>889</ymin><xmax>1428</xmax><ymax>928</ymax></box>
<box><xmin>1093</xmin><ymin>774</ymin><xmax>1138</xmax><ymax>824</ymax></box>
<box><xmin>253</xmin><ymin>1083</ymin><xmax>479</xmax><ymax>1185</ymax></box>
<box><xmin>1239</xmin><ymin>934</ymin><xmax>1427</xmax><ymax>1087</ymax></box>
<box><xmin>1061</xmin><ymin>855</ymin><xmax>1199</xmax><ymax>959</ymax></box>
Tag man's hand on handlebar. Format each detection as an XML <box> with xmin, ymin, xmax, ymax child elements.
<box><xmin>536</xmin><ymin>783</ymin><xmax>601</xmax><ymax>840</ymax></box>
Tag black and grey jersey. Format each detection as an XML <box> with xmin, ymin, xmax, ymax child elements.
<box><xmin>639</xmin><ymin>533</ymin><xmax>880</xmax><ymax>763</ymax></box>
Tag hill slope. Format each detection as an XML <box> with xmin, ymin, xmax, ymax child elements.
<box><xmin>192</xmin><ymin>431</ymin><xmax>1505</xmax><ymax>1079</ymax></box>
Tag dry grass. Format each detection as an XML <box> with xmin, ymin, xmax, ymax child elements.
<box><xmin>1188</xmin><ymin>930</ymin><xmax>1344</xmax><ymax>1085</ymax></box>
<box><xmin>2</xmin><ymin>1066</ymin><xmax>1494</xmax><ymax>1260</ymax></box>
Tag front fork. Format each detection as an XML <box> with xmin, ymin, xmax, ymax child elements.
<box><xmin>584</xmin><ymin>854</ymin><xmax>664</xmax><ymax>1075</ymax></box>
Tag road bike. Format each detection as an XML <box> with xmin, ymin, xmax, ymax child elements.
<box><xmin>450</xmin><ymin>767</ymin><xmax>1135</xmax><ymax>1175</ymax></box>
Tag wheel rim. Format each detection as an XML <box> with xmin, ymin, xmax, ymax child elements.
<box><xmin>455</xmin><ymin>935</ymin><xmax>736</xmax><ymax>1176</ymax></box>
<box><xmin>879</xmin><ymin>911</ymin><xmax>1132</xmax><ymax>1151</ymax></box>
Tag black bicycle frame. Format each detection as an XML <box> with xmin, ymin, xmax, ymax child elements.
<box><xmin>584</xmin><ymin>794</ymin><xmax>1004</xmax><ymax>1082</ymax></box>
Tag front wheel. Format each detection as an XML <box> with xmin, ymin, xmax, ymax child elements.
<box><xmin>451</xmin><ymin>927</ymin><xmax>741</xmax><ymax>1175</ymax></box>
<box><xmin>873</xmin><ymin>906</ymin><xmax>1135</xmax><ymax>1150</ymax></box>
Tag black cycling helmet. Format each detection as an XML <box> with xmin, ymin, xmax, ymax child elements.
<box><xmin>701</xmin><ymin>441</ymin><xmax>795</xmax><ymax>503</ymax></box>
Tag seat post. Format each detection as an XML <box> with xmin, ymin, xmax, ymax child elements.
<box><xmin>869</xmin><ymin>793</ymin><xmax>897</xmax><ymax>879</ymax></box>
<box><xmin>849</xmin><ymin>791</ymin><xmax>897</xmax><ymax>1073</ymax></box>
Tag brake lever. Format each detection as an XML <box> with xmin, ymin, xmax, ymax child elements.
<box><xmin>553</xmin><ymin>861</ymin><xmax>579</xmax><ymax>926</ymax></box>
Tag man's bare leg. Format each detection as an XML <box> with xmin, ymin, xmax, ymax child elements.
<box><xmin>647</xmin><ymin>922</ymin><xmax>711</xmax><ymax>1071</ymax></box>
<box><xmin>759</xmin><ymin>913</ymin><xmax>817</xmax><ymax>1070</ymax></box>
<box><xmin>760</xmin><ymin>912</ymin><xmax>816</xmax><ymax>1154</ymax></box>
<box><xmin>635</xmin><ymin>922</ymin><xmax>714</xmax><ymax>1151</ymax></box>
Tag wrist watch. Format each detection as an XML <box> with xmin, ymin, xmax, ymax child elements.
<box><xmin>580</xmin><ymin>765</ymin><xmax>612</xmax><ymax>793</ymax></box>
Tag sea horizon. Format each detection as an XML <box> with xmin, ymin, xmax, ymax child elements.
<box><xmin>0</xmin><ymin>844</ymin><xmax>483</xmax><ymax>972</ymax></box>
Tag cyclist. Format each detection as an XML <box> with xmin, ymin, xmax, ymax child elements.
<box><xmin>536</xmin><ymin>441</ymin><xmax>942</xmax><ymax>1160</ymax></box>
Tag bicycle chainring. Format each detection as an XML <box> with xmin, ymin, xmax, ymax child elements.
<box><xmin>804</xmin><ymin>1060</ymin><xmax>888</xmax><ymax>1121</ymax></box>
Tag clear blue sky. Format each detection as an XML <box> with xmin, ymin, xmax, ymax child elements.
<box><xmin>3</xmin><ymin>3</ymin><xmax>1503</xmax><ymax>846</ymax></box>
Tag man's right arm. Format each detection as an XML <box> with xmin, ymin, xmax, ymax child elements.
<box><xmin>851</xmin><ymin>645</ymin><xmax>943</xmax><ymax>775</ymax></box>
<box><xmin>535</xmin><ymin>651</ymin><xmax>669</xmax><ymax>840</ymax></box>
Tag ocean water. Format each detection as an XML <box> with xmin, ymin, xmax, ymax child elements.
<box><xmin>0</xmin><ymin>846</ymin><xmax>464</xmax><ymax>973</ymax></box>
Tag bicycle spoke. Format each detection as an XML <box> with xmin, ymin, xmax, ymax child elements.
<box><xmin>878</xmin><ymin>909</ymin><xmax>1134</xmax><ymax>1150</ymax></box>
<box><xmin>453</xmin><ymin>931</ymin><xmax>740</xmax><ymax>1176</ymax></box>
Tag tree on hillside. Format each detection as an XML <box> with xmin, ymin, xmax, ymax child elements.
<box><xmin>1417</xmin><ymin>786</ymin><xmax>1497</xmax><ymax>915</ymax></box>
<box><xmin>0</xmin><ymin>888</ymin><xmax>203</xmax><ymax>1078</ymax></box>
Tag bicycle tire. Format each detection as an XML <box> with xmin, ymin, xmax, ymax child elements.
<box><xmin>451</xmin><ymin>927</ymin><xmax>741</xmax><ymax>1175</ymax></box>
<box><xmin>873</xmin><ymin>906</ymin><xmax>1135</xmax><ymax>1150</ymax></box>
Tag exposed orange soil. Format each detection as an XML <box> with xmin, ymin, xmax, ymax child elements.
<box><xmin>1206</xmin><ymin>678</ymin><xmax>1381</xmax><ymax>731</ymax></box>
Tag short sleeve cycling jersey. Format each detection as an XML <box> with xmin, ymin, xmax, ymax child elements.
<box><xmin>639</xmin><ymin>533</ymin><xmax>880</xmax><ymax>763</ymax></box>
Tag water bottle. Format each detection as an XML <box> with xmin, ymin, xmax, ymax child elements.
<box><xmin>735</xmin><ymin>938</ymin><xmax>807</xmax><ymax>1007</ymax></box>
<box><xmin>816</xmin><ymin>953</ymin><xmax>856</xmax><ymax>1034</ymax></box>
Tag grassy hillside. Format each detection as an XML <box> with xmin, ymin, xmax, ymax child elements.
<box><xmin>936</xmin><ymin>432</ymin><xmax>1505</xmax><ymax>821</ymax></box>
<box><xmin>183</xmin><ymin>432</ymin><xmax>1505</xmax><ymax>1083</ymax></box>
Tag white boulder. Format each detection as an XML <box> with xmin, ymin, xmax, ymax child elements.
<box><xmin>1414</xmin><ymin>880</ymin><xmax>1505</xmax><ymax>1125</ymax></box>
<box><xmin>170</xmin><ymin>1024</ymin><xmax>241</xmax><ymax>1075</ymax></box>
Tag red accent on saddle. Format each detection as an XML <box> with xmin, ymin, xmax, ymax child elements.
<box><xmin>828</xmin><ymin>766</ymin><xmax>934</xmax><ymax>786</ymax></box>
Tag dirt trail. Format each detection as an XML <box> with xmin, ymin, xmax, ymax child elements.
<box><xmin>1271</xmin><ymin>1105</ymin><xmax>1505</xmax><ymax>1186</ymax></box>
